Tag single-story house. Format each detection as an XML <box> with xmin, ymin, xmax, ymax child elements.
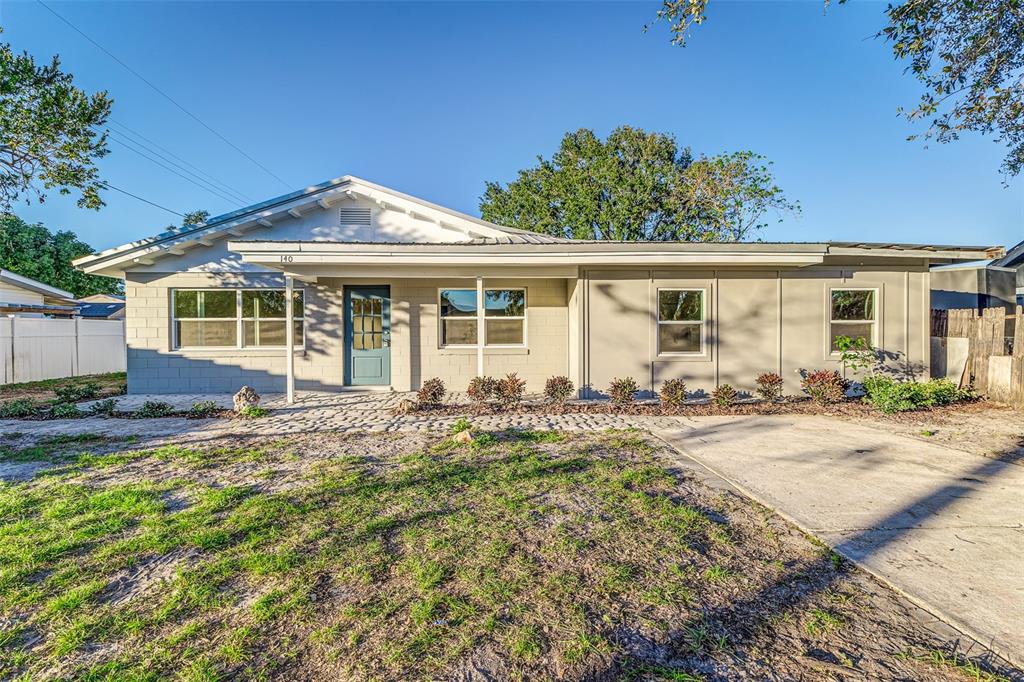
<box><xmin>76</xmin><ymin>294</ymin><xmax>126</xmax><ymax>319</ymax></box>
<box><xmin>0</xmin><ymin>269</ymin><xmax>79</xmax><ymax>317</ymax></box>
<box><xmin>73</xmin><ymin>176</ymin><xmax>1002</xmax><ymax>401</ymax></box>
<box><xmin>992</xmin><ymin>239</ymin><xmax>1024</xmax><ymax>306</ymax></box>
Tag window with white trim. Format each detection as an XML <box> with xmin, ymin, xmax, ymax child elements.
<box><xmin>172</xmin><ymin>289</ymin><xmax>304</xmax><ymax>349</ymax></box>
<box><xmin>657</xmin><ymin>289</ymin><xmax>704</xmax><ymax>354</ymax></box>
<box><xmin>829</xmin><ymin>289</ymin><xmax>876</xmax><ymax>352</ymax></box>
<box><xmin>438</xmin><ymin>288</ymin><xmax>526</xmax><ymax>347</ymax></box>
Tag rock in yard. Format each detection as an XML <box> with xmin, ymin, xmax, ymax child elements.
<box><xmin>233</xmin><ymin>386</ymin><xmax>261</xmax><ymax>412</ymax></box>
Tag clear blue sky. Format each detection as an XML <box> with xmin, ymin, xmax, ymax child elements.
<box><xmin>4</xmin><ymin>0</ymin><xmax>1021</xmax><ymax>252</ymax></box>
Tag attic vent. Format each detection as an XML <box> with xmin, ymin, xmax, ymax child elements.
<box><xmin>339</xmin><ymin>207</ymin><xmax>372</xmax><ymax>226</ymax></box>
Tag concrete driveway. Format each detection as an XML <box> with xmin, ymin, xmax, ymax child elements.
<box><xmin>654</xmin><ymin>415</ymin><xmax>1024</xmax><ymax>668</ymax></box>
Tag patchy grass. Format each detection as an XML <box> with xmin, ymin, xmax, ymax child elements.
<box><xmin>0</xmin><ymin>373</ymin><xmax>126</xmax><ymax>405</ymax></box>
<box><xmin>0</xmin><ymin>430</ymin><xmax>1011</xmax><ymax>681</ymax></box>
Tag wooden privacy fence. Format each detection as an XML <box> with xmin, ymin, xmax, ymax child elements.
<box><xmin>931</xmin><ymin>306</ymin><xmax>1023</xmax><ymax>405</ymax></box>
<box><xmin>0</xmin><ymin>317</ymin><xmax>126</xmax><ymax>385</ymax></box>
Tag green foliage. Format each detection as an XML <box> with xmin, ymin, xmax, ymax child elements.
<box><xmin>0</xmin><ymin>398</ymin><xmax>39</xmax><ymax>418</ymax></box>
<box><xmin>861</xmin><ymin>376</ymin><xmax>967</xmax><ymax>414</ymax></box>
<box><xmin>0</xmin><ymin>214</ymin><xmax>121</xmax><ymax>297</ymax></box>
<box><xmin>53</xmin><ymin>381</ymin><xmax>99</xmax><ymax>403</ymax></box>
<box><xmin>87</xmin><ymin>398</ymin><xmax>117</xmax><ymax>416</ymax></box>
<box><xmin>652</xmin><ymin>0</ymin><xmax>1024</xmax><ymax>177</ymax></box>
<box><xmin>711</xmin><ymin>384</ymin><xmax>737</xmax><ymax>407</ymax></box>
<box><xmin>754</xmin><ymin>372</ymin><xmax>784</xmax><ymax>401</ymax></box>
<box><xmin>417</xmin><ymin>378</ymin><xmax>446</xmax><ymax>406</ymax></box>
<box><xmin>496</xmin><ymin>373</ymin><xmax>527</xmax><ymax>408</ymax></box>
<box><xmin>466</xmin><ymin>376</ymin><xmax>499</xmax><ymax>405</ymax></box>
<box><xmin>834</xmin><ymin>335</ymin><xmax>876</xmax><ymax>378</ymax></box>
<box><xmin>48</xmin><ymin>402</ymin><xmax>81</xmax><ymax>419</ymax></box>
<box><xmin>238</xmin><ymin>405</ymin><xmax>269</xmax><ymax>419</ymax></box>
<box><xmin>450</xmin><ymin>418</ymin><xmax>473</xmax><ymax>434</ymax></box>
<box><xmin>135</xmin><ymin>400</ymin><xmax>175</xmax><ymax>419</ymax></box>
<box><xmin>543</xmin><ymin>375</ymin><xmax>575</xmax><ymax>404</ymax></box>
<box><xmin>187</xmin><ymin>400</ymin><xmax>219</xmax><ymax>419</ymax></box>
<box><xmin>480</xmin><ymin>126</ymin><xmax>797</xmax><ymax>242</ymax></box>
<box><xmin>608</xmin><ymin>377</ymin><xmax>639</xmax><ymax>406</ymax></box>
<box><xmin>801</xmin><ymin>370</ymin><xmax>848</xmax><ymax>405</ymax></box>
<box><xmin>659</xmin><ymin>378</ymin><xmax>688</xmax><ymax>407</ymax></box>
<box><xmin>0</xmin><ymin>34</ymin><xmax>112</xmax><ymax>209</ymax></box>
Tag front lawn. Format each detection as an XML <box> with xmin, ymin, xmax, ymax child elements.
<box><xmin>0</xmin><ymin>429</ymin><xmax>1010</xmax><ymax>680</ymax></box>
<box><xmin>0</xmin><ymin>373</ymin><xmax>126</xmax><ymax>406</ymax></box>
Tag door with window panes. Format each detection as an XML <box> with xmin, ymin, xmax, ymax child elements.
<box><xmin>344</xmin><ymin>286</ymin><xmax>391</xmax><ymax>385</ymax></box>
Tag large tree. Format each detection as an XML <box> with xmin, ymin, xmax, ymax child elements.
<box><xmin>651</xmin><ymin>0</ymin><xmax>1024</xmax><ymax>176</ymax></box>
<box><xmin>480</xmin><ymin>126</ymin><xmax>797</xmax><ymax>241</ymax></box>
<box><xmin>0</xmin><ymin>213</ymin><xmax>120</xmax><ymax>297</ymax></box>
<box><xmin>0</xmin><ymin>32</ymin><xmax>112</xmax><ymax>209</ymax></box>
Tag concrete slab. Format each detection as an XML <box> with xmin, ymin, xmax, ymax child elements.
<box><xmin>653</xmin><ymin>415</ymin><xmax>1024</xmax><ymax>669</ymax></box>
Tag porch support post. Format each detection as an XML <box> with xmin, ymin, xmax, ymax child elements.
<box><xmin>476</xmin><ymin>276</ymin><xmax>484</xmax><ymax>377</ymax></box>
<box><xmin>285</xmin><ymin>275</ymin><xmax>295</xmax><ymax>404</ymax></box>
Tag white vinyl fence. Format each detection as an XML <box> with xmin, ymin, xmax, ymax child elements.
<box><xmin>0</xmin><ymin>317</ymin><xmax>126</xmax><ymax>385</ymax></box>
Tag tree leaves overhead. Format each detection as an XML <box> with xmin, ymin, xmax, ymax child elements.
<box><xmin>479</xmin><ymin>126</ymin><xmax>798</xmax><ymax>242</ymax></box>
<box><xmin>0</xmin><ymin>213</ymin><xmax>121</xmax><ymax>297</ymax></box>
<box><xmin>0</xmin><ymin>32</ymin><xmax>112</xmax><ymax>210</ymax></box>
<box><xmin>652</xmin><ymin>0</ymin><xmax>1024</xmax><ymax>177</ymax></box>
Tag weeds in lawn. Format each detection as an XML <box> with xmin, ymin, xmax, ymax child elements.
<box><xmin>895</xmin><ymin>649</ymin><xmax>1009</xmax><ymax>682</ymax></box>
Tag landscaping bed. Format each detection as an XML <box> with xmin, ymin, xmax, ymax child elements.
<box><xmin>0</xmin><ymin>429</ymin><xmax>1013</xmax><ymax>681</ymax></box>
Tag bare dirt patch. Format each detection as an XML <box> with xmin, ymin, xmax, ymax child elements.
<box><xmin>0</xmin><ymin>429</ymin><xmax>1016</xmax><ymax>681</ymax></box>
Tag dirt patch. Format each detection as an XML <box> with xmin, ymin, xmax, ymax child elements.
<box><xmin>0</xmin><ymin>373</ymin><xmax>126</xmax><ymax>406</ymax></box>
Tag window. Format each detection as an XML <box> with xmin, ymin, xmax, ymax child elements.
<box><xmin>829</xmin><ymin>289</ymin><xmax>876</xmax><ymax>352</ymax></box>
<box><xmin>172</xmin><ymin>289</ymin><xmax>304</xmax><ymax>349</ymax></box>
<box><xmin>439</xmin><ymin>288</ymin><xmax>526</xmax><ymax>347</ymax></box>
<box><xmin>657</xmin><ymin>289</ymin><xmax>704</xmax><ymax>354</ymax></box>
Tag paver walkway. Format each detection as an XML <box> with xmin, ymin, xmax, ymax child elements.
<box><xmin>652</xmin><ymin>415</ymin><xmax>1024</xmax><ymax>669</ymax></box>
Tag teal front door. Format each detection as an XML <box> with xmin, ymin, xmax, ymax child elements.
<box><xmin>345</xmin><ymin>286</ymin><xmax>391</xmax><ymax>386</ymax></box>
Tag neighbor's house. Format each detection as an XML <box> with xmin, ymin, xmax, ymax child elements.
<box><xmin>76</xmin><ymin>294</ymin><xmax>126</xmax><ymax>320</ymax></box>
<box><xmin>0</xmin><ymin>269</ymin><xmax>79</xmax><ymax>317</ymax></box>
<box><xmin>930</xmin><ymin>238</ymin><xmax>1023</xmax><ymax>311</ymax></box>
<box><xmin>73</xmin><ymin>176</ymin><xmax>1001</xmax><ymax>400</ymax></box>
<box><xmin>993</xmin><ymin>239</ymin><xmax>1024</xmax><ymax>306</ymax></box>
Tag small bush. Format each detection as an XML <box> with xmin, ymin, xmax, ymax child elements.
<box><xmin>467</xmin><ymin>376</ymin><xmax>499</xmax><ymax>404</ymax></box>
<box><xmin>544</xmin><ymin>376</ymin><xmax>575</xmax><ymax>404</ymax></box>
<box><xmin>755</xmin><ymin>372</ymin><xmax>784</xmax><ymax>402</ymax></box>
<box><xmin>801</xmin><ymin>370</ymin><xmax>849</xmax><ymax>405</ymax></box>
<box><xmin>0</xmin><ymin>398</ymin><xmax>39</xmax><ymax>418</ymax></box>
<box><xmin>417</xmin><ymin>378</ymin><xmax>446</xmax><ymax>405</ymax></box>
<box><xmin>49</xmin><ymin>402</ymin><xmax>82</xmax><ymax>419</ymax></box>
<box><xmin>238</xmin><ymin>405</ymin><xmax>270</xmax><ymax>419</ymax></box>
<box><xmin>450</xmin><ymin>417</ymin><xmax>473</xmax><ymax>434</ymax></box>
<box><xmin>862</xmin><ymin>376</ymin><xmax>967</xmax><ymax>414</ymax></box>
<box><xmin>659</xmin><ymin>378</ymin><xmax>688</xmax><ymax>407</ymax></box>
<box><xmin>54</xmin><ymin>381</ymin><xmax>101</xmax><ymax>403</ymax></box>
<box><xmin>88</xmin><ymin>398</ymin><xmax>118</xmax><ymax>416</ymax></box>
<box><xmin>608</xmin><ymin>377</ymin><xmax>639</xmax><ymax>406</ymax></box>
<box><xmin>188</xmin><ymin>400</ymin><xmax>219</xmax><ymax>419</ymax></box>
<box><xmin>136</xmin><ymin>400</ymin><xmax>175</xmax><ymax>418</ymax></box>
<box><xmin>497</xmin><ymin>373</ymin><xmax>527</xmax><ymax>408</ymax></box>
<box><xmin>712</xmin><ymin>384</ymin><xmax>737</xmax><ymax>407</ymax></box>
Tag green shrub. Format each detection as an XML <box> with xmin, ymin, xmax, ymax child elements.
<box><xmin>497</xmin><ymin>373</ymin><xmax>527</xmax><ymax>408</ymax></box>
<box><xmin>238</xmin><ymin>405</ymin><xmax>270</xmax><ymax>419</ymax></box>
<box><xmin>450</xmin><ymin>417</ymin><xmax>473</xmax><ymax>434</ymax></box>
<box><xmin>544</xmin><ymin>376</ymin><xmax>575</xmax><ymax>404</ymax></box>
<box><xmin>88</xmin><ymin>398</ymin><xmax>118</xmax><ymax>416</ymax></box>
<box><xmin>49</xmin><ymin>402</ymin><xmax>82</xmax><ymax>419</ymax></box>
<box><xmin>712</xmin><ymin>384</ymin><xmax>737</xmax><ymax>407</ymax></box>
<box><xmin>862</xmin><ymin>376</ymin><xmax>967</xmax><ymax>414</ymax></box>
<box><xmin>659</xmin><ymin>378</ymin><xmax>687</xmax><ymax>407</ymax></box>
<box><xmin>188</xmin><ymin>400</ymin><xmax>219</xmax><ymax>419</ymax></box>
<box><xmin>417</xmin><ymin>378</ymin><xmax>446</xmax><ymax>405</ymax></box>
<box><xmin>54</xmin><ymin>381</ymin><xmax>100</xmax><ymax>403</ymax></box>
<box><xmin>801</xmin><ymin>370</ymin><xmax>848</xmax><ymax>405</ymax></box>
<box><xmin>0</xmin><ymin>398</ymin><xmax>39</xmax><ymax>418</ymax></box>
<box><xmin>755</xmin><ymin>372</ymin><xmax>784</xmax><ymax>402</ymax></box>
<box><xmin>136</xmin><ymin>400</ymin><xmax>175</xmax><ymax>418</ymax></box>
<box><xmin>467</xmin><ymin>376</ymin><xmax>499</xmax><ymax>405</ymax></box>
<box><xmin>608</xmin><ymin>377</ymin><xmax>639</xmax><ymax>406</ymax></box>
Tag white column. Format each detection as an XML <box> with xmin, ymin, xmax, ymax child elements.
<box><xmin>285</xmin><ymin>275</ymin><xmax>295</xmax><ymax>404</ymax></box>
<box><xmin>476</xmin><ymin>276</ymin><xmax>484</xmax><ymax>377</ymax></box>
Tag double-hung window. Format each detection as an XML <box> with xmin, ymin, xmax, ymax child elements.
<box><xmin>657</xmin><ymin>289</ymin><xmax>704</xmax><ymax>354</ymax></box>
<box><xmin>172</xmin><ymin>289</ymin><xmax>304</xmax><ymax>349</ymax></box>
<box><xmin>829</xmin><ymin>289</ymin><xmax>876</xmax><ymax>352</ymax></box>
<box><xmin>439</xmin><ymin>288</ymin><xmax>526</xmax><ymax>347</ymax></box>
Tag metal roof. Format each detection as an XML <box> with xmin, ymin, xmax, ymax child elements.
<box><xmin>0</xmin><ymin>269</ymin><xmax>76</xmax><ymax>301</ymax></box>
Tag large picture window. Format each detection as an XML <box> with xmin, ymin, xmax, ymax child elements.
<box><xmin>439</xmin><ymin>288</ymin><xmax>526</xmax><ymax>347</ymax></box>
<box><xmin>172</xmin><ymin>289</ymin><xmax>304</xmax><ymax>349</ymax></box>
<box><xmin>657</xmin><ymin>289</ymin><xmax>704</xmax><ymax>354</ymax></box>
<box><xmin>829</xmin><ymin>289</ymin><xmax>876</xmax><ymax>352</ymax></box>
